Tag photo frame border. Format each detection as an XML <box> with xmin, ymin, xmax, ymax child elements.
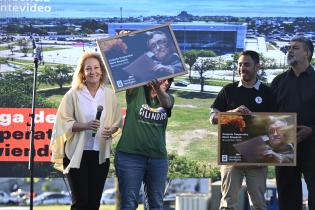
<box><xmin>217</xmin><ymin>112</ymin><xmax>297</xmax><ymax>166</ymax></box>
<box><xmin>96</xmin><ymin>24</ymin><xmax>188</xmax><ymax>92</ymax></box>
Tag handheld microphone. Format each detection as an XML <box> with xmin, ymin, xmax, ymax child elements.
<box><xmin>92</xmin><ymin>105</ymin><xmax>103</xmax><ymax>137</ymax></box>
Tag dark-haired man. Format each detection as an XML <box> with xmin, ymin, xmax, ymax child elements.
<box><xmin>210</xmin><ymin>50</ymin><xmax>274</xmax><ymax>210</ymax></box>
<box><xmin>271</xmin><ymin>36</ymin><xmax>315</xmax><ymax>210</ymax></box>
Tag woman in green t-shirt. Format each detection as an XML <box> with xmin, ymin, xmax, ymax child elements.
<box><xmin>115</xmin><ymin>78</ymin><xmax>174</xmax><ymax>210</ymax></box>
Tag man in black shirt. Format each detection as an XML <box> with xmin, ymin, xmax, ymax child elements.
<box><xmin>271</xmin><ymin>36</ymin><xmax>315</xmax><ymax>210</ymax></box>
<box><xmin>210</xmin><ymin>50</ymin><xmax>274</xmax><ymax>210</ymax></box>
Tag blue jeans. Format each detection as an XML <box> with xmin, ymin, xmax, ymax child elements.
<box><xmin>115</xmin><ymin>151</ymin><xmax>168</xmax><ymax>210</ymax></box>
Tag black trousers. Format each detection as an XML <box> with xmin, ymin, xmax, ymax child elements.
<box><xmin>276</xmin><ymin>166</ymin><xmax>315</xmax><ymax>210</ymax></box>
<box><xmin>63</xmin><ymin>150</ymin><xmax>110</xmax><ymax>210</ymax></box>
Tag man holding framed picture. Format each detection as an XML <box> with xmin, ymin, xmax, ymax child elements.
<box><xmin>210</xmin><ymin>50</ymin><xmax>275</xmax><ymax>210</ymax></box>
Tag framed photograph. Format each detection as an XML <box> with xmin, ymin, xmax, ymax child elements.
<box><xmin>218</xmin><ymin>112</ymin><xmax>297</xmax><ymax>166</ymax></box>
<box><xmin>96</xmin><ymin>24</ymin><xmax>187</xmax><ymax>92</ymax></box>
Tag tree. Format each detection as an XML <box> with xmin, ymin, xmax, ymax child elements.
<box><xmin>259</xmin><ymin>53</ymin><xmax>276</xmax><ymax>83</ymax></box>
<box><xmin>198</xmin><ymin>50</ymin><xmax>216</xmax><ymax>57</ymax></box>
<box><xmin>7</xmin><ymin>44</ymin><xmax>14</xmax><ymax>55</ymax></box>
<box><xmin>232</xmin><ymin>52</ymin><xmax>241</xmax><ymax>62</ymax></box>
<box><xmin>39</xmin><ymin>65</ymin><xmax>54</xmax><ymax>87</ymax></box>
<box><xmin>0</xmin><ymin>72</ymin><xmax>54</xmax><ymax>108</ymax></box>
<box><xmin>183</xmin><ymin>50</ymin><xmax>198</xmax><ymax>81</ymax></box>
<box><xmin>17</xmin><ymin>40</ymin><xmax>29</xmax><ymax>57</ymax></box>
<box><xmin>183</xmin><ymin>50</ymin><xmax>217</xmax><ymax>86</ymax></box>
<box><xmin>39</xmin><ymin>64</ymin><xmax>73</xmax><ymax>89</ymax></box>
<box><xmin>193</xmin><ymin>58</ymin><xmax>216</xmax><ymax>92</ymax></box>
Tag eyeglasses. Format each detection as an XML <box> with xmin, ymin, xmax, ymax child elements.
<box><xmin>149</xmin><ymin>39</ymin><xmax>167</xmax><ymax>50</ymax></box>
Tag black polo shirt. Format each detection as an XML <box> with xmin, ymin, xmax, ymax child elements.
<box><xmin>211</xmin><ymin>81</ymin><xmax>274</xmax><ymax>112</ymax></box>
<box><xmin>271</xmin><ymin>65</ymin><xmax>315</xmax><ymax>166</ymax></box>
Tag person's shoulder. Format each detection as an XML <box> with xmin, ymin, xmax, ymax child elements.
<box><xmin>168</xmin><ymin>92</ymin><xmax>175</xmax><ymax>100</ymax></box>
<box><xmin>307</xmin><ymin>66</ymin><xmax>315</xmax><ymax>77</ymax></box>
<box><xmin>258</xmin><ymin>83</ymin><xmax>274</xmax><ymax>97</ymax></box>
<box><xmin>272</xmin><ymin>70</ymin><xmax>289</xmax><ymax>84</ymax></box>
<box><xmin>59</xmin><ymin>88</ymin><xmax>77</xmax><ymax>105</ymax></box>
<box><xmin>259</xmin><ymin>82</ymin><xmax>271</xmax><ymax>89</ymax></box>
<box><xmin>222</xmin><ymin>82</ymin><xmax>238</xmax><ymax>91</ymax></box>
<box><xmin>64</xmin><ymin>87</ymin><xmax>77</xmax><ymax>97</ymax></box>
<box><xmin>126</xmin><ymin>86</ymin><xmax>143</xmax><ymax>96</ymax></box>
<box><xmin>215</xmin><ymin>82</ymin><xmax>236</xmax><ymax>95</ymax></box>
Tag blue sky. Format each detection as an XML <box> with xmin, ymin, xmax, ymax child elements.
<box><xmin>1</xmin><ymin>0</ymin><xmax>315</xmax><ymax>18</ymax></box>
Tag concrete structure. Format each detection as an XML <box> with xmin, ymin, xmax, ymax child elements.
<box><xmin>108</xmin><ymin>22</ymin><xmax>247</xmax><ymax>54</ymax></box>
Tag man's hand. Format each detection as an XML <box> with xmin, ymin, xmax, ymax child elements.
<box><xmin>297</xmin><ymin>125</ymin><xmax>312</xmax><ymax>143</ymax></box>
<box><xmin>101</xmin><ymin>39</ymin><xmax>128</xmax><ymax>54</ymax></box>
<box><xmin>228</xmin><ymin>105</ymin><xmax>252</xmax><ymax>114</ymax></box>
<box><xmin>263</xmin><ymin>149</ymin><xmax>283</xmax><ymax>162</ymax></box>
<box><xmin>152</xmin><ymin>64</ymin><xmax>174</xmax><ymax>74</ymax></box>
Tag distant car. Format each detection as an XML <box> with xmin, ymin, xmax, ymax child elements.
<box><xmin>101</xmin><ymin>188</ymin><xmax>116</xmax><ymax>205</ymax></box>
<box><xmin>0</xmin><ymin>191</ymin><xmax>20</xmax><ymax>204</ymax></box>
<box><xmin>164</xmin><ymin>193</ymin><xmax>176</xmax><ymax>202</ymax></box>
<box><xmin>10</xmin><ymin>190</ymin><xmax>28</xmax><ymax>205</ymax></box>
<box><xmin>101</xmin><ymin>188</ymin><xmax>144</xmax><ymax>205</ymax></box>
<box><xmin>26</xmin><ymin>192</ymin><xmax>71</xmax><ymax>205</ymax></box>
<box><xmin>174</xmin><ymin>80</ymin><xmax>190</xmax><ymax>87</ymax></box>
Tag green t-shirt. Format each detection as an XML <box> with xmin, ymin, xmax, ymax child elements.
<box><xmin>116</xmin><ymin>86</ymin><xmax>174</xmax><ymax>158</ymax></box>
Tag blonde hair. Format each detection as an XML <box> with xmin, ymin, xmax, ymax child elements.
<box><xmin>71</xmin><ymin>51</ymin><xmax>107</xmax><ymax>89</ymax></box>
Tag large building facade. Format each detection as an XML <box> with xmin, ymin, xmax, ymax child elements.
<box><xmin>108</xmin><ymin>22</ymin><xmax>247</xmax><ymax>54</ymax></box>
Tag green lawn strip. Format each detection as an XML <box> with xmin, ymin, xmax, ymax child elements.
<box><xmin>0</xmin><ymin>58</ymin><xmax>75</xmax><ymax>67</ymax></box>
<box><xmin>5</xmin><ymin>59</ymin><xmax>60</xmax><ymax>66</ymax></box>
<box><xmin>174</xmin><ymin>76</ymin><xmax>230</xmax><ymax>86</ymax></box>
<box><xmin>39</xmin><ymin>87</ymin><xmax>69</xmax><ymax>107</ymax></box>
<box><xmin>191</xmin><ymin>136</ymin><xmax>217</xmax><ymax>162</ymax></box>
<box><xmin>22</xmin><ymin>47</ymin><xmax>71</xmax><ymax>53</ymax></box>
<box><xmin>184</xmin><ymin>137</ymin><xmax>213</xmax><ymax>162</ymax></box>
<box><xmin>45</xmin><ymin>95</ymin><xmax>65</xmax><ymax>107</ymax></box>
<box><xmin>38</xmin><ymin>83</ymin><xmax>71</xmax><ymax>90</ymax></box>
<box><xmin>168</xmin><ymin>107</ymin><xmax>208</xmax><ymax>131</ymax></box>
<box><xmin>168</xmin><ymin>94</ymin><xmax>214</xmax><ymax>131</ymax></box>
<box><xmin>0</xmin><ymin>46</ymin><xmax>8</xmax><ymax>51</ymax></box>
<box><xmin>7</xmin><ymin>59</ymin><xmax>34</xmax><ymax>64</ymax></box>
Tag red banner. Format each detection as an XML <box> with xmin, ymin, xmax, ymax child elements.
<box><xmin>0</xmin><ymin>108</ymin><xmax>57</xmax><ymax>162</ymax></box>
